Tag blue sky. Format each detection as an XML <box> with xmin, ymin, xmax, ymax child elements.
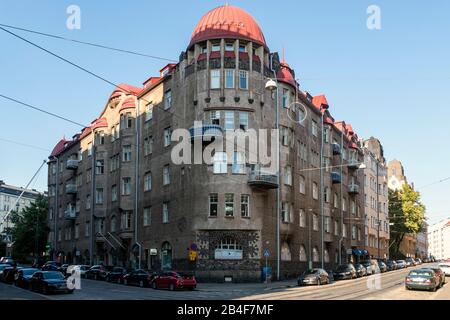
<box><xmin>0</xmin><ymin>0</ymin><xmax>449</xmax><ymax>225</ymax></box>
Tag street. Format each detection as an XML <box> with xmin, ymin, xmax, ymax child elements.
<box><xmin>1</xmin><ymin>264</ymin><xmax>448</xmax><ymax>300</ymax></box>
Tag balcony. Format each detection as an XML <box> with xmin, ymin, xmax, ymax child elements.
<box><xmin>332</xmin><ymin>143</ymin><xmax>341</xmax><ymax>155</ymax></box>
<box><xmin>189</xmin><ymin>124</ymin><xmax>222</xmax><ymax>143</ymax></box>
<box><xmin>66</xmin><ymin>159</ymin><xmax>79</xmax><ymax>170</ymax></box>
<box><xmin>65</xmin><ymin>206</ymin><xmax>76</xmax><ymax>220</ymax></box>
<box><xmin>348</xmin><ymin>184</ymin><xmax>360</xmax><ymax>194</ymax></box>
<box><xmin>248</xmin><ymin>169</ymin><xmax>279</xmax><ymax>189</ymax></box>
<box><xmin>347</xmin><ymin>159</ymin><xmax>359</xmax><ymax>170</ymax></box>
<box><xmin>331</xmin><ymin>172</ymin><xmax>341</xmax><ymax>184</ymax></box>
<box><xmin>65</xmin><ymin>183</ymin><xmax>77</xmax><ymax>194</ymax></box>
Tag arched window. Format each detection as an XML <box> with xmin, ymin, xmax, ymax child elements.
<box><xmin>324</xmin><ymin>248</ymin><xmax>330</xmax><ymax>263</ymax></box>
<box><xmin>281</xmin><ymin>242</ymin><xmax>291</xmax><ymax>261</ymax></box>
<box><xmin>299</xmin><ymin>245</ymin><xmax>307</xmax><ymax>262</ymax></box>
<box><xmin>313</xmin><ymin>247</ymin><xmax>319</xmax><ymax>262</ymax></box>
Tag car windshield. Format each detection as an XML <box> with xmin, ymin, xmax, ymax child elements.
<box><xmin>0</xmin><ymin>265</ymin><xmax>8</xmax><ymax>270</ymax></box>
<box><xmin>23</xmin><ymin>269</ymin><xmax>38</xmax><ymax>276</ymax></box>
<box><xmin>409</xmin><ymin>270</ymin><xmax>432</xmax><ymax>277</ymax></box>
<box><xmin>303</xmin><ymin>269</ymin><xmax>319</xmax><ymax>275</ymax></box>
<box><xmin>336</xmin><ymin>265</ymin><xmax>348</xmax><ymax>271</ymax></box>
<box><xmin>43</xmin><ymin>272</ymin><xmax>64</xmax><ymax>280</ymax></box>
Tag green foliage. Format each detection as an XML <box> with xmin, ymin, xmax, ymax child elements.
<box><xmin>389</xmin><ymin>184</ymin><xmax>426</xmax><ymax>257</ymax></box>
<box><xmin>8</xmin><ymin>194</ymin><xmax>49</xmax><ymax>260</ymax></box>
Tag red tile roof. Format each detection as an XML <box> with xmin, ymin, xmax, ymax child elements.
<box><xmin>50</xmin><ymin>138</ymin><xmax>67</xmax><ymax>157</ymax></box>
<box><xmin>91</xmin><ymin>117</ymin><xmax>108</xmax><ymax>130</ymax></box>
<box><xmin>277</xmin><ymin>62</ymin><xmax>297</xmax><ymax>88</ymax></box>
<box><xmin>189</xmin><ymin>4</ymin><xmax>266</xmax><ymax>48</ymax></box>
<box><xmin>312</xmin><ymin>95</ymin><xmax>329</xmax><ymax>110</ymax></box>
<box><xmin>119</xmin><ymin>96</ymin><xmax>136</xmax><ymax>112</ymax></box>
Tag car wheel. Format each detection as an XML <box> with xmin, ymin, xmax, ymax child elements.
<box><xmin>123</xmin><ymin>279</ymin><xmax>128</xmax><ymax>286</ymax></box>
<box><xmin>94</xmin><ymin>274</ymin><xmax>98</xmax><ymax>280</ymax></box>
<box><xmin>188</xmin><ymin>286</ymin><xmax>195</xmax><ymax>291</ymax></box>
<box><xmin>117</xmin><ymin>278</ymin><xmax>121</xmax><ymax>284</ymax></box>
<box><xmin>139</xmin><ymin>280</ymin><xmax>144</xmax><ymax>288</ymax></box>
<box><xmin>169</xmin><ymin>283</ymin><xmax>175</xmax><ymax>291</ymax></box>
<box><xmin>152</xmin><ymin>281</ymin><xmax>157</xmax><ymax>289</ymax></box>
<box><xmin>68</xmin><ymin>289</ymin><xmax>74</xmax><ymax>294</ymax></box>
<box><xmin>42</xmin><ymin>286</ymin><xmax>48</xmax><ymax>295</ymax></box>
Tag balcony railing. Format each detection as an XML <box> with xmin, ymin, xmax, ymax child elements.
<box><xmin>65</xmin><ymin>183</ymin><xmax>77</xmax><ymax>194</ymax></box>
<box><xmin>189</xmin><ymin>124</ymin><xmax>222</xmax><ymax>142</ymax></box>
<box><xmin>331</xmin><ymin>172</ymin><xmax>341</xmax><ymax>184</ymax></box>
<box><xmin>348</xmin><ymin>183</ymin><xmax>360</xmax><ymax>194</ymax></box>
<box><xmin>347</xmin><ymin>159</ymin><xmax>359</xmax><ymax>170</ymax></box>
<box><xmin>65</xmin><ymin>206</ymin><xmax>76</xmax><ymax>220</ymax></box>
<box><xmin>248</xmin><ymin>170</ymin><xmax>279</xmax><ymax>189</ymax></box>
<box><xmin>332</xmin><ymin>143</ymin><xmax>341</xmax><ymax>155</ymax></box>
<box><xmin>66</xmin><ymin>159</ymin><xmax>79</xmax><ymax>170</ymax></box>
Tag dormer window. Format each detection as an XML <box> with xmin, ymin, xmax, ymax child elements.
<box><xmin>225</xmin><ymin>43</ymin><xmax>234</xmax><ymax>51</ymax></box>
<box><xmin>211</xmin><ymin>43</ymin><xmax>221</xmax><ymax>52</ymax></box>
<box><xmin>239</xmin><ymin>44</ymin><xmax>247</xmax><ymax>53</ymax></box>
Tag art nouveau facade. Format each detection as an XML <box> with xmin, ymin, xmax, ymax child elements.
<box><xmin>47</xmin><ymin>4</ymin><xmax>366</xmax><ymax>281</ymax></box>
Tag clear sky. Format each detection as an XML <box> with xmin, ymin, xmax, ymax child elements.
<box><xmin>1</xmin><ymin>0</ymin><xmax>449</xmax><ymax>225</ymax></box>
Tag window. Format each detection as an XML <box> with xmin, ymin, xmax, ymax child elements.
<box><xmin>325</xmin><ymin>217</ymin><xmax>331</xmax><ymax>233</ymax></box>
<box><xmin>96</xmin><ymin>219</ymin><xmax>104</xmax><ymax>234</ymax></box>
<box><xmin>211</xmin><ymin>111</ymin><xmax>220</xmax><ymax>125</ymax></box>
<box><xmin>225</xmin><ymin>111</ymin><xmax>234</xmax><ymax>130</ymax></box>
<box><xmin>144</xmin><ymin>172</ymin><xmax>152</xmax><ymax>191</ymax></box>
<box><xmin>86</xmin><ymin>195</ymin><xmax>91</xmax><ymax>210</ymax></box>
<box><xmin>299</xmin><ymin>245</ymin><xmax>307</xmax><ymax>261</ymax></box>
<box><xmin>164</xmin><ymin>127</ymin><xmax>172</xmax><ymax>147</ymax></box>
<box><xmin>163</xmin><ymin>165</ymin><xmax>170</xmax><ymax>185</ymax></box>
<box><xmin>225</xmin><ymin>193</ymin><xmax>234</xmax><ymax>217</ymax></box>
<box><xmin>164</xmin><ymin>90</ymin><xmax>172</xmax><ymax>109</ymax></box>
<box><xmin>225</xmin><ymin>43</ymin><xmax>234</xmax><ymax>51</ymax></box>
<box><xmin>343</xmin><ymin>224</ymin><xmax>347</xmax><ymax>238</ymax></box>
<box><xmin>281</xmin><ymin>202</ymin><xmax>290</xmax><ymax>223</ymax></box>
<box><xmin>122</xmin><ymin>145</ymin><xmax>131</xmax><ymax>162</ymax></box>
<box><xmin>239</xmin><ymin>44</ymin><xmax>247</xmax><ymax>52</ymax></box>
<box><xmin>299</xmin><ymin>176</ymin><xmax>306</xmax><ymax>194</ymax></box>
<box><xmin>281</xmin><ymin>242</ymin><xmax>292</xmax><ymax>261</ymax></box>
<box><xmin>313</xmin><ymin>214</ymin><xmax>319</xmax><ymax>231</ymax></box>
<box><xmin>241</xmin><ymin>194</ymin><xmax>250</xmax><ymax>218</ymax></box>
<box><xmin>232</xmin><ymin>152</ymin><xmax>245</xmax><ymax>174</ymax></box>
<box><xmin>51</xmin><ymin>163</ymin><xmax>56</xmax><ymax>175</ymax></box>
<box><xmin>110</xmin><ymin>216</ymin><xmax>116</xmax><ymax>232</ymax></box>
<box><xmin>126</xmin><ymin>112</ymin><xmax>133</xmax><ymax>128</ymax></box>
<box><xmin>122</xmin><ymin>177</ymin><xmax>131</xmax><ymax>195</ymax></box>
<box><xmin>210</xmin><ymin>70</ymin><xmax>221</xmax><ymax>89</ymax></box>
<box><xmin>111</xmin><ymin>185</ymin><xmax>117</xmax><ymax>202</ymax></box>
<box><xmin>313</xmin><ymin>247</ymin><xmax>319</xmax><ymax>262</ymax></box>
<box><xmin>284</xmin><ymin>166</ymin><xmax>292</xmax><ymax>186</ymax></box>
<box><xmin>282</xmin><ymin>88</ymin><xmax>290</xmax><ymax>108</ymax></box>
<box><xmin>312</xmin><ymin>182</ymin><xmax>319</xmax><ymax>200</ymax></box>
<box><xmin>351</xmin><ymin>200</ymin><xmax>356</xmax><ymax>215</ymax></box>
<box><xmin>211</xmin><ymin>43</ymin><xmax>220</xmax><ymax>52</ymax></box>
<box><xmin>281</xmin><ymin>127</ymin><xmax>289</xmax><ymax>146</ymax></box>
<box><xmin>95</xmin><ymin>188</ymin><xmax>103</xmax><ymax>205</ymax></box>
<box><xmin>87</xmin><ymin>142</ymin><xmax>92</xmax><ymax>157</ymax></box>
<box><xmin>95</xmin><ymin>160</ymin><xmax>104</xmax><ymax>175</ymax></box>
<box><xmin>334</xmin><ymin>220</ymin><xmax>339</xmax><ymax>236</ymax></box>
<box><xmin>239</xmin><ymin>70</ymin><xmax>248</xmax><ymax>90</ymax></box>
<box><xmin>144</xmin><ymin>136</ymin><xmax>153</xmax><ymax>156</ymax></box>
<box><xmin>299</xmin><ymin>209</ymin><xmax>306</xmax><ymax>227</ymax></box>
<box><xmin>352</xmin><ymin>225</ymin><xmax>357</xmax><ymax>240</ymax></box>
<box><xmin>342</xmin><ymin>197</ymin><xmax>347</xmax><ymax>211</ymax></box>
<box><xmin>334</xmin><ymin>193</ymin><xmax>339</xmax><ymax>208</ymax></box>
<box><xmin>85</xmin><ymin>222</ymin><xmax>90</xmax><ymax>237</ymax></box>
<box><xmin>323</xmin><ymin>126</ymin><xmax>330</xmax><ymax>143</ymax></box>
<box><xmin>298</xmin><ymin>107</ymin><xmax>306</xmax><ymax>126</ymax></box>
<box><xmin>324</xmin><ymin>249</ymin><xmax>330</xmax><ymax>263</ymax></box>
<box><xmin>324</xmin><ymin>157</ymin><xmax>331</xmax><ymax>172</ymax></box>
<box><xmin>324</xmin><ymin>187</ymin><xmax>331</xmax><ymax>203</ymax></box>
<box><xmin>76</xmin><ymin>174</ymin><xmax>82</xmax><ymax>187</ymax></box>
<box><xmin>145</xmin><ymin>103</ymin><xmax>153</xmax><ymax>122</ymax></box>
<box><xmin>209</xmin><ymin>193</ymin><xmax>218</xmax><ymax>217</ymax></box>
<box><xmin>86</xmin><ymin>169</ymin><xmax>92</xmax><ymax>183</ymax></box>
<box><xmin>213</xmin><ymin>152</ymin><xmax>227</xmax><ymax>174</ymax></box>
<box><xmin>75</xmin><ymin>224</ymin><xmax>79</xmax><ymax>239</ymax></box>
<box><xmin>76</xmin><ymin>199</ymin><xmax>80</xmax><ymax>212</ymax></box>
<box><xmin>143</xmin><ymin>207</ymin><xmax>151</xmax><ymax>226</ymax></box>
<box><xmin>58</xmin><ymin>229</ymin><xmax>62</xmax><ymax>242</ymax></box>
<box><xmin>122</xmin><ymin>211</ymin><xmax>132</xmax><ymax>229</ymax></box>
<box><xmin>312</xmin><ymin>120</ymin><xmax>318</xmax><ymax>137</ymax></box>
<box><xmin>162</xmin><ymin>203</ymin><xmax>169</xmax><ymax>223</ymax></box>
<box><xmin>201</xmin><ymin>46</ymin><xmax>207</xmax><ymax>54</ymax></box>
<box><xmin>239</xmin><ymin>112</ymin><xmax>248</xmax><ymax>131</ymax></box>
<box><xmin>225</xmin><ymin>69</ymin><xmax>235</xmax><ymax>88</ymax></box>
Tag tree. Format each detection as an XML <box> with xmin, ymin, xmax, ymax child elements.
<box><xmin>389</xmin><ymin>184</ymin><xmax>426</xmax><ymax>258</ymax></box>
<box><xmin>7</xmin><ymin>194</ymin><xmax>49</xmax><ymax>261</ymax></box>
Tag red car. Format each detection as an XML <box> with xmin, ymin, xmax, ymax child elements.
<box><xmin>151</xmin><ymin>271</ymin><xmax>196</xmax><ymax>291</ymax></box>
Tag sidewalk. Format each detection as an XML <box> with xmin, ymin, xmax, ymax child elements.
<box><xmin>197</xmin><ymin>279</ymin><xmax>298</xmax><ymax>292</ymax></box>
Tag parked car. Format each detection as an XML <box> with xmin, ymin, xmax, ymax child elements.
<box><xmin>354</xmin><ymin>264</ymin><xmax>367</xmax><ymax>277</ymax></box>
<box><xmin>437</xmin><ymin>263</ymin><xmax>450</xmax><ymax>277</ymax></box>
<box><xmin>14</xmin><ymin>268</ymin><xmax>39</xmax><ymax>289</ymax></box>
<box><xmin>386</xmin><ymin>260</ymin><xmax>398</xmax><ymax>271</ymax></box>
<box><xmin>122</xmin><ymin>269</ymin><xmax>155</xmax><ymax>287</ymax></box>
<box><xmin>405</xmin><ymin>269</ymin><xmax>440</xmax><ymax>291</ymax></box>
<box><xmin>59</xmin><ymin>264</ymin><xmax>69</xmax><ymax>274</ymax></box>
<box><xmin>396</xmin><ymin>260</ymin><xmax>407</xmax><ymax>269</ymax></box>
<box><xmin>326</xmin><ymin>270</ymin><xmax>335</xmax><ymax>283</ymax></box>
<box><xmin>85</xmin><ymin>265</ymin><xmax>111</xmax><ymax>280</ymax></box>
<box><xmin>0</xmin><ymin>264</ymin><xmax>11</xmax><ymax>279</ymax></box>
<box><xmin>428</xmin><ymin>268</ymin><xmax>446</xmax><ymax>288</ymax></box>
<box><xmin>363</xmin><ymin>260</ymin><xmax>380</xmax><ymax>275</ymax></box>
<box><xmin>42</xmin><ymin>261</ymin><xmax>62</xmax><ymax>271</ymax></box>
<box><xmin>151</xmin><ymin>271</ymin><xmax>196</xmax><ymax>291</ymax></box>
<box><xmin>106</xmin><ymin>267</ymin><xmax>128</xmax><ymax>284</ymax></box>
<box><xmin>29</xmin><ymin>271</ymin><xmax>74</xmax><ymax>294</ymax></box>
<box><xmin>1</xmin><ymin>266</ymin><xmax>21</xmax><ymax>283</ymax></box>
<box><xmin>378</xmin><ymin>261</ymin><xmax>388</xmax><ymax>273</ymax></box>
<box><xmin>0</xmin><ymin>257</ymin><xmax>12</xmax><ymax>264</ymax></box>
<box><xmin>415</xmin><ymin>258</ymin><xmax>422</xmax><ymax>265</ymax></box>
<box><xmin>0</xmin><ymin>257</ymin><xmax>16</xmax><ymax>266</ymax></box>
<box><xmin>333</xmin><ymin>264</ymin><xmax>357</xmax><ymax>280</ymax></box>
<box><xmin>297</xmin><ymin>269</ymin><xmax>329</xmax><ymax>286</ymax></box>
<box><xmin>405</xmin><ymin>257</ymin><xmax>416</xmax><ymax>267</ymax></box>
<box><xmin>66</xmin><ymin>265</ymin><xmax>90</xmax><ymax>278</ymax></box>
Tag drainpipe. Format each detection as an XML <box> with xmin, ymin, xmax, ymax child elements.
<box><xmin>90</xmin><ymin>132</ymin><xmax>96</xmax><ymax>265</ymax></box>
<box><xmin>320</xmin><ymin>111</ymin><xmax>324</xmax><ymax>269</ymax></box>
<box><xmin>54</xmin><ymin>156</ymin><xmax>59</xmax><ymax>261</ymax></box>
<box><xmin>339</xmin><ymin>130</ymin><xmax>344</xmax><ymax>264</ymax></box>
<box><xmin>134</xmin><ymin>96</ymin><xmax>142</xmax><ymax>270</ymax></box>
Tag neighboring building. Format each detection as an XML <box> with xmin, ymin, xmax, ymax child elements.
<box><xmin>0</xmin><ymin>180</ymin><xmax>43</xmax><ymax>234</ymax></box>
<box><xmin>47</xmin><ymin>4</ymin><xmax>366</xmax><ymax>281</ymax></box>
<box><xmin>362</xmin><ymin>137</ymin><xmax>389</xmax><ymax>259</ymax></box>
<box><xmin>428</xmin><ymin>219</ymin><xmax>450</xmax><ymax>260</ymax></box>
<box><xmin>387</xmin><ymin>159</ymin><xmax>417</xmax><ymax>258</ymax></box>
<box><xmin>416</xmin><ymin>221</ymin><xmax>428</xmax><ymax>259</ymax></box>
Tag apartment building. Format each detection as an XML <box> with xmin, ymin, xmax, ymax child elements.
<box><xmin>428</xmin><ymin>219</ymin><xmax>450</xmax><ymax>260</ymax></box>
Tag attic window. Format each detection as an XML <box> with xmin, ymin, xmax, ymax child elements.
<box><xmin>239</xmin><ymin>45</ymin><xmax>247</xmax><ymax>53</ymax></box>
<box><xmin>211</xmin><ymin>43</ymin><xmax>221</xmax><ymax>52</ymax></box>
<box><xmin>225</xmin><ymin>43</ymin><xmax>234</xmax><ymax>51</ymax></box>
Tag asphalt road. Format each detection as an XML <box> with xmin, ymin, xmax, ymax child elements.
<box><xmin>0</xmin><ymin>263</ymin><xmax>448</xmax><ymax>300</ymax></box>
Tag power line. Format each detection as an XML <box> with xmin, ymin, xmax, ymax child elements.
<box><xmin>0</xmin><ymin>137</ymin><xmax>50</xmax><ymax>152</ymax></box>
<box><xmin>416</xmin><ymin>177</ymin><xmax>450</xmax><ymax>190</ymax></box>
<box><xmin>0</xmin><ymin>23</ymin><xmax>177</xmax><ymax>63</ymax></box>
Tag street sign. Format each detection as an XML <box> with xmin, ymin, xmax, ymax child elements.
<box><xmin>263</xmin><ymin>249</ymin><xmax>270</xmax><ymax>257</ymax></box>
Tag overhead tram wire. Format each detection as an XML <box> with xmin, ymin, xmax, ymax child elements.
<box><xmin>0</xmin><ymin>23</ymin><xmax>177</xmax><ymax>63</ymax></box>
<box><xmin>0</xmin><ymin>137</ymin><xmax>51</xmax><ymax>152</ymax></box>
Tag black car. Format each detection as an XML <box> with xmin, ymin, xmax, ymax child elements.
<box><xmin>106</xmin><ymin>267</ymin><xmax>128</xmax><ymax>284</ymax></box>
<box><xmin>354</xmin><ymin>264</ymin><xmax>367</xmax><ymax>277</ymax></box>
<box><xmin>386</xmin><ymin>260</ymin><xmax>398</xmax><ymax>271</ymax></box>
<box><xmin>14</xmin><ymin>268</ymin><xmax>39</xmax><ymax>289</ymax></box>
<box><xmin>333</xmin><ymin>264</ymin><xmax>357</xmax><ymax>280</ymax></box>
<box><xmin>1</xmin><ymin>266</ymin><xmax>21</xmax><ymax>284</ymax></box>
<box><xmin>59</xmin><ymin>264</ymin><xmax>69</xmax><ymax>274</ymax></box>
<box><xmin>29</xmin><ymin>271</ymin><xmax>74</xmax><ymax>294</ymax></box>
<box><xmin>297</xmin><ymin>269</ymin><xmax>330</xmax><ymax>286</ymax></box>
<box><xmin>85</xmin><ymin>265</ymin><xmax>110</xmax><ymax>280</ymax></box>
<box><xmin>42</xmin><ymin>261</ymin><xmax>62</xmax><ymax>271</ymax></box>
<box><xmin>122</xmin><ymin>269</ymin><xmax>155</xmax><ymax>287</ymax></box>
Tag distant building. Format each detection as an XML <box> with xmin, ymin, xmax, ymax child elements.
<box><xmin>428</xmin><ymin>219</ymin><xmax>450</xmax><ymax>260</ymax></box>
<box><xmin>416</xmin><ymin>221</ymin><xmax>428</xmax><ymax>259</ymax></box>
<box><xmin>0</xmin><ymin>180</ymin><xmax>43</xmax><ymax>234</ymax></box>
